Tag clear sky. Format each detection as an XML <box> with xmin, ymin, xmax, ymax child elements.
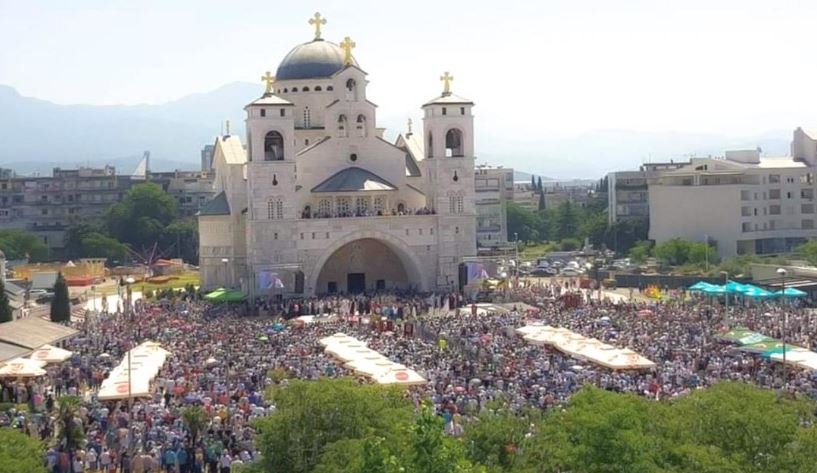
<box><xmin>2</xmin><ymin>0</ymin><xmax>817</xmax><ymax>174</ymax></box>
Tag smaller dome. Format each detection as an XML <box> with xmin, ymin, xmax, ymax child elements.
<box><xmin>276</xmin><ymin>40</ymin><xmax>357</xmax><ymax>81</ymax></box>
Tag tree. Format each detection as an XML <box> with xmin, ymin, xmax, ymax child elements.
<box><xmin>464</xmin><ymin>407</ymin><xmax>541</xmax><ymax>471</ymax></box>
<box><xmin>255</xmin><ymin>378</ymin><xmax>412</xmax><ymax>473</ymax></box>
<box><xmin>530</xmin><ymin>175</ymin><xmax>536</xmax><ymax>189</ymax></box>
<box><xmin>537</xmin><ymin>191</ymin><xmax>546</xmax><ymax>211</ymax></box>
<box><xmin>0</xmin><ymin>229</ymin><xmax>47</xmax><ymax>261</ymax></box>
<box><xmin>629</xmin><ymin>240</ymin><xmax>652</xmax><ymax>264</ymax></box>
<box><xmin>506</xmin><ymin>203</ymin><xmax>543</xmax><ymax>244</ymax></box>
<box><xmin>50</xmin><ymin>272</ymin><xmax>71</xmax><ymax>323</ymax></box>
<box><xmin>161</xmin><ymin>219</ymin><xmax>199</xmax><ymax>264</ymax></box>
<box><xmin>554</xmin><ymin>201</ymin><xmax>579</xmax><ymax>240</ymax></box>
<box><xmin>536</xmin><ymin>176</ymin><xmax>543</xmax><ymax>192</ymax></box>
<box><xmin>410</xmin><ymin>401</ymin><xmax>479</xmax><ymax>473</ymax></box>
<box><xmin>81</xmin><ymin>232</ymin><xmax>128</xmax><ymax>262</ymax></box>
<box><xmin>0</xmin><ymin>280</ymin><xmax>12</xmax><ymax>323</ymax></box>
<box><xmin>107</xmin><ymin>183</ymin><xmax>179</xmax><ymax>250</ymax></box>
<box><xmin>0</xmin><ymin>428</ymin><xmax>47</xmax><ymax>473</ymax></box>
<box><xmin>795</xmin><ymin>239</ymin><xmax>817</xmax><ymax>266</ymax></box>
<box><xmin>182</xmin><ymin>405</ymin><xmax>209</xmax><ymax>447</ymax></box>
<box><xmin>54</xmin><ymin>396</ymin><xmax>85</xmax><ymax>468</ymax></box>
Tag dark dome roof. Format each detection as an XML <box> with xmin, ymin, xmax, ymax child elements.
<box><xmin>276</xmin><ymin>40</ymin><xmax>357</xmax><ymax>81</ymax></box>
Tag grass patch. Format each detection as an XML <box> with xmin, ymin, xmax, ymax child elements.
<box><xmin>133</xmin><ymin>271</ymin><xmax>200</xmax><ymax>293</ymax></box>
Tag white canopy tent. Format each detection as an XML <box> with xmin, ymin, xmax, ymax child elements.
<box><xmin>0</xmin><ymin>358</ymin><xmax>47</xmax><ymax>378</ymax></box>
<box><xmin>29</xmin><ymin>344</ymin><xmax>73</xmax><ymax>364</ymax></box>
<box><xmin>324</xmin><ymin>334</ymin><xmax>427</xmax><ymax>385</ymax></box>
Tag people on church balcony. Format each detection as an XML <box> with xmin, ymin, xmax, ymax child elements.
<box><xmin>302</xmin><ymin>205</ymin><xmax>436</xmax><ymax>219</ymax></box>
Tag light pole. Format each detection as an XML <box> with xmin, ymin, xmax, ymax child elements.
<box><xmin>777</xmin><ymin>267</ymin><xmax>788</xmax><ymax>389</ymax></box>
<box><xmin>514</xmin><ymin>232</ymin><xmax>519</xmax><ymax>282</ymax></box>
<box><xmin>221</xmin><ymin>257</ymin><xmax>230</xmax><ymax>288</ymax></box>
<box><xmin>703</xmin><ymin>234</ymin><xmax>709</xmax><ymax>272</ymax></box>
<box><xmin>719</xmin><ymin>271</ymin><xmax>729</xmax><ymax>317</ymax></box>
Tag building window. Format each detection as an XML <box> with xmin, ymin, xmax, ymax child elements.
<box><xmin>769</xmin><ymin>189</ymin><xmax>780</xmax><ymax>199</ymax></box>
<box><xmin>802</xmin><ymin>204</ymin><xmax>814</xmax><ymax>214</ymax></box>
<box><xmin>303</xmin><ymin>87</ymin><xmax>310</xmax><ymax>92</ymax></box>
<box><xmin>303</xmin><ymin>107</ymin><xmax>311</xmax><ymax>128</ymax></box>
<box><xmin>264</xmin><ymin>131</ymin><xmax>285</xmax><ymax>161</ymax></box>
<box><xmin>769</xmin><ymin>174</ymin><xmax>780</xmax><ymax>184</ymax></box>
<box><xmin>802</xmin><ymin>189</ymin><xmax>814</xmax><ymax>200</ymax></box>
<box><xmin>292</xmin><ymin>87</ymin><xmax>298</xmax><ymax>92</ymax></box>
<box><xmin>741</xmin><ymin>222</ymin><xmax>751</xmax><ymax>232</ymax></box>
<box><xmin>267</xmin><ymin>198</ymin><xmax>283</xmax><ymax>219</ymax></box>
<box><xmin>355</xmin><ymin>196</ymin><xmax>369</xmax><ymax>215</ymax></box>
<box><xmin>460</xmin><ymin>107</ymin><xmax>465</xmax><ymax>115</ymax></box>
<box><xmin>430</xmin><ymin>228</ymin><xmax>434</xmax><ymax>235</ymax></box>
<box><xmin>312</xmin><ymin>232</ymin><xmax>315</xmax><ymax>239</ymax></box>
<box><xmin>769</xmin><ymin>205</ymin><xmax>781</xmax><ymax>215</ymax></box>
<box><xmin>445</xmin><ymin>128</ymin><xmax>464</xmax><ymax>157</ymax></box>
<box><xmin>260</xmin><ymin>109</ymin><xmax>266</xmax><ymax>117</ymax></box>
<box><xmin>442</xmin><ymin>107</ymin><xmax>447</xmax><ymax>116</ymax></box>
<box><xmin>336</xmin><ymin>197</ymin><xmax>351</xmax><ymax>216</ymax></box>
<box><xmin>327</xmin><ymin>86</ymin><xmax>333</xmax><ymax>91</ymax></box>
<box><xmin>804</xmin><ymin>219</ymin><xmax>814</xmax><ymax>229</ymax></box>
<box><xmin>318</xmin><ymin>198</ymin><xmax>332</xmax><ymax>217</ymax></box>
<box><xmin>337</xmin><ymin>115</ymin><xmax>348</xmax><ymax>138</ymax></box>
<box><xmin>274</xmin><ymin>233</ymin><xmax>278</xmax><ymax>240</ymax></box>
<box><xmin>356</xmin><ymin>114</ymin><xmax>367</xmax><ymax>137</ymax></box>
<box><xmin>455</xmin><ymin>226</ymin><xmax>460</xmax><ymax>234</ymax></box>
<box><xmin>315</xmin><ymin>86</ymin><xmax>322</xmax><ymax>91</ymax></box>
<box><xmin>373</xmin><ymin>197</ymin><xmax>384</xmax><ymax>215</ymax></box>
<box><xmin>280</xmin><ymin>108</ymin><xmax>286</xmax><ymax>117</ymax></box>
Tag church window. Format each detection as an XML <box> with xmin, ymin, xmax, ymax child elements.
<box><xmin>419</xmin><ymin>228</ymin><xmax>423</xmax><ymax>235</ymax></box>
<box><xmin>448</xmin><ymin>191</ymin><xmax>464</xmax><ymax>214</ymax></box>
<box><xmin>373</xmin><ymin>196</ymin><xmax>384</xmax><ymax>214</ymax></box>
<box><xmin>303</xmin><ymin>86</ymin><xmax>310</xmax><ymax>92</ymax></box>
<box><xmin>264</xmin><ymin>131</ymin><xmax>285</xmax><ymax>161</ymax></box>
<box><xmin>349</xmin><ymin>153</ymin><xmax>357</xmax><ymax>162</ymax></box>
<box><xmin>260</xmin><ymin>109</ymin><xmax>266</xmax><ymax>117</ymax></box>
<box><xmin>442</xmin><ymin>107</ymin><xmax>447</xmax><ymax>116</ymax></box>
<box><xmin>283</xmin><ymin>88</ymin><xmax>288</xmax><ymax>93</ymax></box>
<box><xmin>355</xmin><ymin>196</ymin><xmax>369</xmax><ymax>215</ymax></box>
<box><xmin>325</xmin><ymin>232</ymin><xmax>329</xmax><ymax>239</ymax></box>
<box><xmin>406</xmin><ymin>229</ymin><xmax>409</xmax><ymax>236</ymax></box>
<box><xmin>318</xmin><ymin>198</ymin><xmax>331</xmax><ymax>217</ymax></box>
<box><xmin>427</xmin><ymin>134</ymin><xmax>434</xmax><ymax>158</ymax></box>
<box><xmin>315</xmin><ymin>86</ymin><xmax>322</xmax><ymax>91</ymax></box>
<box><xmin>280</xmin><ymin>108</ymin><xmax>286</xmax><ymax>117</ymax></box>
<box><xmin>312</xmin><ymin>232</ymin><xmax>315</xmax><ymax>239</ymax></box>
<box><xmin>337</xmin><ymin>115</ymin><xmax>348</xmax><ymax>138</ymax></box>
<box><xmin>356</xmin><ymin>114</ymin><xmax>367</xmax><ymax>137</ymax></box>
<box><xmin>292</xmin><ymin>87</ymin><xmax>298</xmax><ymax>92</ymax></box>
<box><xmin>455</xmin><ymin>226</ymin><xmax>460</xmax><ymax>234</ymax></box>
<box><xmin>274</xmin><ymin>233</ymin><xmax>278</xmax><ymax>239</ymax></box>
<box><xmin>336</xmin><ymin>197</ymin><xmax>351</xmax><ymax>216</ymax></box>
<box><xmin>305</xmin><ymin>139</ymin><xmax>309</xmax><ymax>146</ymax></box>
<box><xmin>460</xmin><ymin>107</ymin><xmax>465</xmax><ymax>115</ymax></box>
<box><xmin>346</xmin><ymin>79</ymin><xmax>357</xmax><ymax>101</ymax></box>
<box><xmin>430</xmin><ymin>228</ymin><xmax>434</xmax><ymax>235</ymax></box>
<box><xmin>445</xmin><ymin>129</ymin><xmax>464</xmax><ymax>157</ymax></box>
<box><xmin>300</xmin><ymin>233</ymin><xmax>304</xmax><ymax>239</ymax></box>
<box><xmin>303</xmin><ymin>107</ymin><xmax>311</xmax><ymax>128</ymax></box>
<box><xmin>327</xmin><ymin>85</ymin><xmax>334</xmax><ymax>91</ymax></box>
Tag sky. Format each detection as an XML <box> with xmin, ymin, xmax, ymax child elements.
<box><xmin>2</xmin><ymin>0</ymin><xmax>817</xmax><ymax>176</ymax></box>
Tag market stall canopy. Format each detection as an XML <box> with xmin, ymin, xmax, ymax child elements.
<box><xmin>373</xmin><ymin>368</ymin><xmax>427</xmax><ymax>386</ymax></box>
<box><xmin>29</xmin><ymin>344</ymin><xmax>72</xmax><ymax>364</ymax></box>
<box><xmin>0</xmin><ymin>358</ymin><xmax>47</xmax><ymax>377</ymax></box>
<box><xmin>204</xmin><ymin>288</ymin><xmax>248</xmax><ymax>302</ymax></box>
<box><xmin>774</xmin><ymin>287</ymin><xmax>808</xmax><ymax>297</ymax></box>
<box><xmin>323</xmin><ymin>333</ymin><xmax>427</xmax><ymax>385</ymax></box>
<box><xmin>689</xmin><ymin>281</ymin><xmax>718</xmax><ymax>291</ymax></box>
<box><xmin>0</xmin><ymin>317</ymin><xmax>79</xmax><ymax>350</ymax></box>
<box><xmin>97</xmin><ymin>341</ymin><xmax>170</xmax><ymax>401</ymax></box>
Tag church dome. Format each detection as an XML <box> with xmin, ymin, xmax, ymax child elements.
<box><xmin>276</xmin><ymin>40</ymin><xmax>357</xmax><ymax>81</ymax></box>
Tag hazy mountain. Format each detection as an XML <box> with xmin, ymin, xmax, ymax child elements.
<box><xmin>0</xmin><ymin>84</ymin><xmax>795</xmax><ymax>178</ymax></box>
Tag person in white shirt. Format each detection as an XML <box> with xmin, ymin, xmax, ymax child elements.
<box><xmin>219</xmin><ymin>452</ymin><xmax>232</xmax><ymax>473</ymax></box>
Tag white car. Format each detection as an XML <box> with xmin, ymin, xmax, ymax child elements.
<box><xmin>560</xmin><ymin>268</ymin><xmax>582</xmax><ymax>277</ymax></box>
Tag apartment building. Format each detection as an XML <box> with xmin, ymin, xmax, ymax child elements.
<box><xmin>0</xmin><ymin>166</ymin><xmax>214</xmax><ymax>256</ymax></box>
<box><xmin>474</xmin><ymin>165</ymin><xmax>514</xmax><ymax>247</ymax></box>
<box><xmin>649</xmin><ymin>132</ymin><xmax>817</xmax><ymax>257</ymax></box>
<box><xmin>607</xmin><ymin>162</ymin><xmax>687</xmax><ymax>225</ymax></box>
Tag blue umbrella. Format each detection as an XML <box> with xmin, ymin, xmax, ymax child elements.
<box><xmin>775</xmin><ymin>287</ymin><xmax>807</xmax><ymax>298</ymax></box>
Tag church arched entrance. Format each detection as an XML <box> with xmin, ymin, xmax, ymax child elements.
<box><xmin>312</xmin><ymin>237</ymin><xmax>424</xmax><ymax>294</ymax></box>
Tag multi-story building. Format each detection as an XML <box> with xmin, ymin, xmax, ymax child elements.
<box><xmin>607</xmin><ymin>162</ymin><xmax>687</xmax><ymax>225</ymax></box>
<box><xmin>0</xmin><ymin>165</ymin><xmax>214</xmax><ymax>256</ymax></box>
<box><xmin>649</xmin><ymin>130</ymin><xmax>817</xmax><ymax>257</ymax></box>
<box><xmin>512</xmin><ymin>182</ymin><xmax>539</xmax><ymax>210</ymax></box>
<box><xmin>474</xmin><ymin>165</ymin><xmax>513</xmax><ymax>247</ymax></box>
<box><xmin>201</xmin><ymin>144</ymin><xmax>215</xmax><ymax>172</ymax></box>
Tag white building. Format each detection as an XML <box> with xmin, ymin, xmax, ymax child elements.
<box><xmin>198</xmin><ymin>16</ymin><xmax>477</xmax><ymax>297</ymax></box>
<box><xmin>649</xmin><ymin>129</ymin><xmax>817</xmax><ymax>257</ymax></box>
<box><xmin>474</xmin><ymin>165</ymin><xmax>513</xmax><ymax>247</ymax></box>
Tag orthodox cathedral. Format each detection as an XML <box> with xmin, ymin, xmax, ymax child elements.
<box><xmin>198</xmin><ymin>13</ymin><xmax>477</xmax><ymax>297</ymax></box>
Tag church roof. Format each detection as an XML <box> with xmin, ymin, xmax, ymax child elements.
<box><xmin>198</xmin><ymin>191</ymin><xmax>231</xmax><ymax>216</ymax></box>
<box><xmin>422</xmin><ymin>93</ymin><xmax>474</xmax><ymax>107</ymax></box>
<box><xmin>276</xmin><ymin>40</ymin><xmax>358</xmax><ymax>81</ymax></box>
<box><xmin>312</xmin><ymin>167</ymin><xmax>397</xmax><ymax>193</ymax></box>
<box><xmin>405</xmin><ymin>154</ymin><xmax>421</xmax><ymax>177</ymax></box>
<box><xmin>246</xmin><ymin>95</ymin><xmax>294</xmax><ymax>107</ymax></box>
<box><xmin>215</xmin><ymin>135</ymin><xmax>246</xmax><ymax>164</ymax></box>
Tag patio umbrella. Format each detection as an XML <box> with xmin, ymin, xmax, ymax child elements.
<box><xmin>689</xmin><ymin>281</ymin><xmax>717</xmax><ymax>291</ymax></box>
<box><xmin>775</xmin><ymin>287</ymin><xmax>807</xmax><ymax>298</ymax></box>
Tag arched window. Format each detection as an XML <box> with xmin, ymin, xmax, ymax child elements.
<box><xmin>303</xmin><ymin>107</ymin><xmax>312</xmax><ymax>128</ymax></box>
<box><xmin>327</xmin><ymin>85</ymin><xmax>334</xmax><ymax>91</ymax></box>
<box><xmin>337</xmin><ymin>115</ymin><xmax>348</xmax><ymax>138</ymax></box>
<box><xmin>346</xmin><ymin>79</ymin><xmax>357</xmax><ymax>101</ymax></box>
<box><xmin>315</xmin><ymin>86</ymin><xmax>322</xmax><ymax>91</ymax></box>
<box><xmin>448</xmin><ymin>191</ymin><xmax>464</xmax><ymax>214</ymax></box>
<box><xmin>356</xmin><ymin>114</ymin><xmax>367</xmax><ymax>137</ymax></box>
<box><xmin>283</xmin><ymin>88</ymin><xmax>288</xmax><ymax>93</ymax></box>
<box><xmin>264</xmin><ymin>131</ymin><xmax>285</xmax><ymax>161</ymax></box>
<box><xmin>397</xmin><ymin>202</ymin><xmax>405</xmax><ymax>214</ymax></box>
<box><xmin>427</xmin><ymin>134</ymin><xmax>434</xmax><ymax>158</ymax></box>
<box><xmin>302</xmin><ymin>86</ymin><xmax>310</xmax><ymax>92</ymax></box>
<box><xmin>318</xmin><ymin>198</ymin><xmax>332</xmax><ymax>217</ymax></box>
<box><xmin>291</xmin><ymin>87</ymin><xmax>298</xmax><ymax>92</ymax></box>
<box><xmin>445</xmin><ymin>128</ymin><xmax>464</xmax><ymax>157</ymax></box>
<box><xmin>267</xmin><ymin>198</ymin><xmax>283</xmax><ymax>219</ymax></box>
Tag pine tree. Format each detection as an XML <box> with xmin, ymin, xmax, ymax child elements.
<box><xmin>0</xmin><ymin>280</ymin><xmax>12</xmax><ymax>323</ymax></box>
<box><xmin>537</xmin><ymin>176</ymin><xmax>543</xmax><ymax>192</ymax></box>
<box><xmin>538</xmin><ymin>191</ymin><xmax>546</xmax><ymax>211</ymax></box>
<box><xmin>50</xmin><ymin>272</ymin><xmax>71</xmax><ymax>323</ymax></box>
<box><xmin>530</xmin><ymin>175</ymin><xmax>536</xmax><ymax>189</ymax></box>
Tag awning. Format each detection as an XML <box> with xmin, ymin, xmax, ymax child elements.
<box><xmin>204</xmin><ymin>288</ymin><xmax>247</xmax><ymax>302</ymax></box>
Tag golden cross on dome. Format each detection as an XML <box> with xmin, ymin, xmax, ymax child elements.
<box><xmin>309</xmin><ymin>12</ymin><xmax>327</xmax><ymax>40</ymax></box>
<box><xmin>407</xmin><ymin>118</ymin><xmax>413</xmax><ymax>134</ymax></box>
<box><xmin>340</xmin><ymin>36</ymin><xmax>356</xmax><ymax>66</ymax></box>
<box><xmin>260</xmin><ymin>71</ymin><xmax>275</xmax><ymax>95</ymax></box>
<box><xmin>440</xmin><ymin>72</ymin><xmax>453</xmax><ymax>96</ymax></box>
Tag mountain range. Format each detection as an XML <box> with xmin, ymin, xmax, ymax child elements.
<box><xmin>0</xmin><ymin>84</ymin><xmax>794</xmax><ymax>177</ymax></box>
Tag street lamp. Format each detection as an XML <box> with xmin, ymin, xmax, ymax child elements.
<box><xmin>777</xmin><ymin>267</ymin><xmax>788</xmax><ymax>389</ymax></box>
<box><xmin>514</xmin><ymin>232</ymin><xmax>519</xmax><ymax>279</ymax></box>
<box><xmin>719</xmin><ymin>271</ymin><xmax>729</xmax><ymax>316</ymax></box>
<box><xmin>221</xmin><ymin>258</ymin><xmax>230</xmax><ymax>288</ymax></box>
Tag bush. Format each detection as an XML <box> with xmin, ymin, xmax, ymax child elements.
<box><xmin>559</xmin><ymin>238</ymin><xmax>582</xmax><ymax>251</ymax></box>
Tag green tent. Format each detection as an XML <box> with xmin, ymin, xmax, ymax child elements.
<box><xmin>720</xmin><ymin>328</ymin><xmax>772</xmax><ymax>346</ymax></box>
<box><xmin>205</xmin><ymin>288</ymin><xmax>247</xmax><ymax>302</ymax></box>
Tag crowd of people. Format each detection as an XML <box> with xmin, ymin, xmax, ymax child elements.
<box><xmin>6</xmin><ymin>279</ymin><xmax>817</xmax><ymax>471</ymax></box>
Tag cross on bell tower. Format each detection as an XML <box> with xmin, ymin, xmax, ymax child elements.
<box><xmin>340</xmin><ymin>36</ymin><xmax>356</xmax><ymax>66</ymax></box>
<box><xmin>260</xmin><ymin>71</ymin><xmax>275</xmax><ymax>95</ymax></box>
<box><xmin>440</xmin><ymin>72</ymin><xmax>453</xmax><ymax>97</ymax></box>
<box><xmin>309</xmin><ymin>12</ymin><xmax>327</xmax><ymax>40</ymax></box>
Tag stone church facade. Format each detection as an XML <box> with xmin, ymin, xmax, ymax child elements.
<box><xmin>199</xmin><ymin>15</ymin><xmax>477</xmax><ymax>298</ymax></box>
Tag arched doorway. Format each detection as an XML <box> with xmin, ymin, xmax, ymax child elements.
<box><xmin>312</xmin><ymin>236</ymin><xmax>424</xmax><ymax>294</ymax></box>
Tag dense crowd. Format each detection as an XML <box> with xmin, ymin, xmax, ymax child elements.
<box><xmin>5</xmin><ymin>280</ymin><xmax>817</xmax><ymax>472</ymax></box>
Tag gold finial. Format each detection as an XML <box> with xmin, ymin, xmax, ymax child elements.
<box><xmin>440</xmin><ymin>72</ymin><xmax>453</xmax><ymax>96</ymax></box>
<box><xmin>407</xmin><ymin>118</ymin><xmax>413</xmax><ymax>135</ymax></box>
<box><xmin>261</xmin><ymin>71</ymin><xmax>275</xmax><ymax>95</ymax></box>
<box><xmin>309</xmin><ymin>12</ymin><xmax>327</xmax><ymax>40</ymax></box>
<box><xmin>340</xmin><ymin>36</ymin><xmax>356</xmax><ymax>66</ymax></box>
<box><xmin>225</xmin><ymin>120</ymin><xmax>231</xmax><ymax>135</ymax></box>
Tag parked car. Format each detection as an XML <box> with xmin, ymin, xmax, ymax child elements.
<box><xmin>560</xmin><ymin>268</ymin><xmax>582</xmax><ymax>277</ymax></box>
